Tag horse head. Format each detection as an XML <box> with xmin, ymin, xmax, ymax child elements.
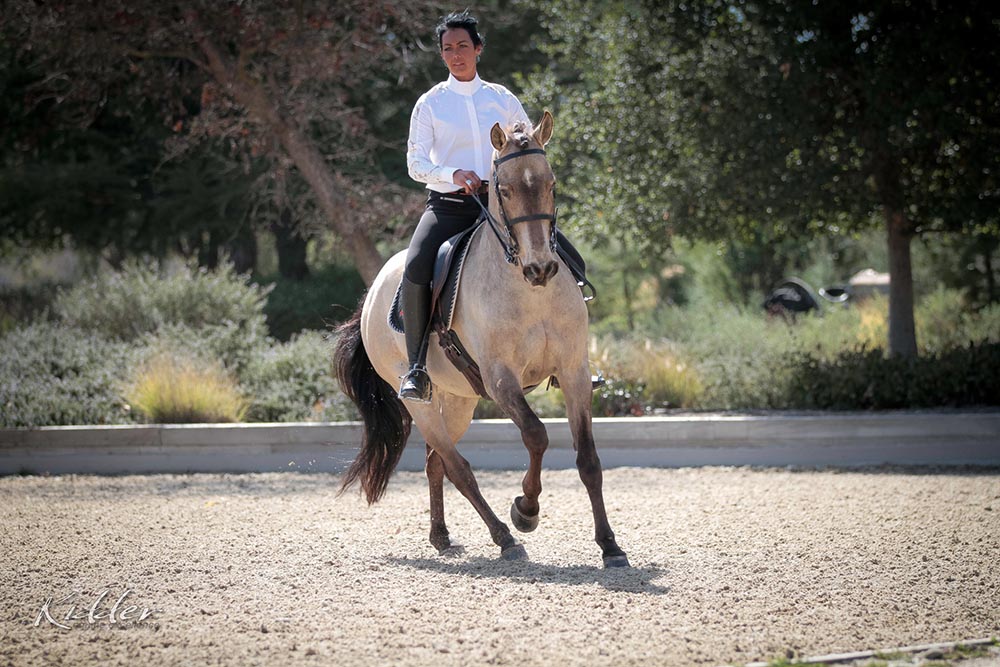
<box><xmin>489</xmin><ymin>111</ymin><xmax>559</xmax><ymax>287</ymax></box>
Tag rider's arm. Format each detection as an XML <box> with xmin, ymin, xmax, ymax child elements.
<box><xmin>407</xmin><ymin>95</ymin><xmax>459</xmax><ymax>186</ymax></box>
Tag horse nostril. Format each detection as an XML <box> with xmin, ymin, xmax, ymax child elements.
<box><xmin>522</xmin><ymin>264</ymin><xmax>548</xmax><ymax>286</ymax></box>
<box><xmin>544</xmin><ymin>261</ymin><xmax>559</xmax><ymax>280</ymax></box>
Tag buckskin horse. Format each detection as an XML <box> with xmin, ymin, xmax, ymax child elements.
<box><xmin>334</xmin><ymin>112</ymin><xmax>629</xmax><ymax>568</ymax></box>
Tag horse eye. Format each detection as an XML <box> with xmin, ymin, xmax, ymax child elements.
<box><xmin>499</xmin><ymin>186</ymin><xmax>511</xmax><ymax>199</ymax></box>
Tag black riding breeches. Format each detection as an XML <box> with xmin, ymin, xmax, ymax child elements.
<box><xmin>404</xmin><ymin>191</ymin><xmax>485</xmax><ymax>285</ymax></box>
<box><xmin>403</xmin><ymin>190</ymin><xmax>587</xmax><ymax>286</ymax></box>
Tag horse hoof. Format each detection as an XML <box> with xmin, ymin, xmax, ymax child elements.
<box><xmin>500</xmin><ymin>542</ymin><xmax>528</xmax><ymax>561</ymax></box>
<box><xmin>603</xmin><ymin>553</ymin><xmax>631</xmax><ymax>568</ymax></box>
<box><xmin>510</xmin><ymin>497</ymin><xmax>539</xmax><ymax>533</ymax></box>
<box><xmin>437</xmin><ymin>542</ymin><xmax>465</xmax><ymax>558</ymax></box>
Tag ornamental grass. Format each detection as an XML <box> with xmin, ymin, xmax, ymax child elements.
<box><xmin>128</xmin><ymin>354</ymin><xmax>247</xmax><ymax>423</ymax></box>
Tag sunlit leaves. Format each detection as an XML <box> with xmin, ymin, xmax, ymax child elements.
<box><xmin>520</xmin><ymin>0</ymin><xmax>999</xmax><ymax>254</ymax></box>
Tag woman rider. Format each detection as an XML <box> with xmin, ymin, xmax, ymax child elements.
<box><xmin>399</xmin><ymin>10</ymin><xmax>586</xmax><ymax>402</ymax></box>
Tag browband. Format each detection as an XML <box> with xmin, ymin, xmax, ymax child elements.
<box><xmin>493</xmin><ymin>148</ymin><xmax>547</xmax><ymax>166</ymax></box>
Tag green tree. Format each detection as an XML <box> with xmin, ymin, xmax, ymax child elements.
<box><xmin>0</xmin><ymin>53</ymin><xmax>259</xmax><ymax>268</ymax></box>
<box><xmin>523</xmin><ymin>0</ymin><xmax>1000</xmax><ymax>356</ymax></box>
<box><xmin>3</xmin><ymin>1</ymin><xmax>443</xmax><ymax>283</ymax></box>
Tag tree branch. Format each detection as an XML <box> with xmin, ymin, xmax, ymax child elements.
<box><xmin>125</xmin><ymin>48</ymin><xmax>208</xmax><ymax>72</ymax></box>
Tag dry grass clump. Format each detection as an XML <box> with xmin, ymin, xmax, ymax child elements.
<box><xmin>128</xmin><ymin>354</ymin><xmax>247</xmax><ymax>423</ymax></box>
<box><xmin>593</xmin><ymin>336</ymin><xmax>703</xmax><ymax>410</ymax></box>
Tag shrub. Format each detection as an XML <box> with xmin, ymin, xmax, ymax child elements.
<box><xmin>0</xmin><ymin>283</ymin><xmax>61</xmax><ymax>334</ymax></box>
<box><xmin>473</xmin><ymin>382</ymin><xmax>572</xmax><ymax>419</ymax></box>
<box><xmin>241</xmin><ymin>330</ymin><xmax>358</xmax><ymax>422</ymax></box>
<box><xmin>665</xmin><ymin>305</ymin><xmax>797</xmax><ymax>409</ymax></box>
<box><xmin>596</xmin><ymin>294</ymin><xmax>999</xmax><ymax>411</ymax></box>
<box><xmin>0</xmin><ymin>322</ymin><xmax>135</xmax><ymax>427</ymax></box>
<box><xmin>139</xmin><ymin>321</ymin><xmax>269</xmax><ymax>375</ymax></box>
<box><xmin>53</xmin><ymin>259</ymin><xmax>272</xmax><ymax>344</ymax></box>
<box><xmin>592</xmin><ymin>377</ymin><xmax>648</xmax><ymax>417</ymax></box>
<box><xmin>260</xmin><ymin>263</ymin><xmax>365</xmax><ymax>340</ymax></box>
<box><xmin>786</xmin><ymin>342</ymin><xmax>1000</xmax><ymax>409</ymax></box>
<box><xmin>917</xmin><ymin>287</ymin><xmax>1000</xmax><ymax>353</ymax></box>
<box><xmin>591</xmin><ymin>336</ymin><xmax>703</xmax><ymax>414</ymax></box>
<box><xmin>128</xmin><ymin>354</ymin><xmax>248</xmax><ymax>423</ymax></box>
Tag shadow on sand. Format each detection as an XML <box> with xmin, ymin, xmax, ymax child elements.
<box><xmin>385</xmin><ymin>554</ymin><xmax>670</xmax><ymax>594</ymax></box>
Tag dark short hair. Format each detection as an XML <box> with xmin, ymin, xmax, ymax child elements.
<box><xmin>436</xmin><ymin>10</ymin><xmax>484</xmax><ymax>49</ymax></box>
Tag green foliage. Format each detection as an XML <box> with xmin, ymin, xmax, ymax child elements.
<box><xmin>592</xmin><ymin>378</ymin><xmax>649</xmax><ymax>417</ymax></box>
<box><xmin>946</xmin><ymin>644</ymin><xmax>991</xmax><ymax>659</ymax></box>
<box><xmin>920</xmin><ymin>232</ymin><xmax>1000</xmax><ymax>308</ymax></box>
<box><xmin>138</xmin><ymin>321</ymin><xmax>269</xmax><ymax>377</ymax></box>
<box><xmin>5</xmin><ymin>251</ymin><xmax>997</xmax><ymax>427</ymax></box>
<box><xmin>473</xmin><ymin>385</ymin><xmax>569</xmax><ymax>420</ymax></box>
<box><xmin>53</xmin><ymin>259</ymin><xmax>272</xmax><ymax>358</ymax></box>
<box><xmin>242</xmin><ymin>330</ymin><xmax>358</xmax><ymax>422</ymax></box>
<box><xmin>524</xmin><ymin>0</ymin><xmax>1000</xmax><ymax>356</ymax></box>
<box><xmin>917</xmin><ymin>287</ymin><xmax>1000</xmax><ymax>354</ymax></box>
<box><xmin>0</xmin><ymin>282</ymin><xmax>59</xmax><ymax>334</ymax></box>
<box><xmin>786</xmin><ymin>342</ymin><xmax>1000</xmax><ymax>409</ymax></box>
<box><xmin>591</xmin><ymin>337</ymin><xmax>703</xmax><ymax>414</ymax></box>
<box><xmin>1</xmin><ymin>261</ymin><xmax>355</xmax><ymax>426</ymax></box>
<box><xmin>764</xmin><ymin>657</ymin><xmax>799</xmax><ymax>667</ymax></box>
<box><xmin>527</xmin><ymin>0</ymin><xmax>1000</xmax><ymax>243</ymax></box>
<box><xmin>589</xmin><ymin>289</ymin><xmax>998</xmax><ymax>412</ymax></box>
<box><xmin>260</xmin><ymin>263</ymin><xmax>365</xmax><ymax>341</ymax></box>
<box><xmin>0</xmin><ymin>45</ymin><xmax>260</xmax><ymax>265</ymax></box>
<box><xmin>0</xmin><ymin>321</ymin><xmax>134</xmax><ymax>427</ymax></box>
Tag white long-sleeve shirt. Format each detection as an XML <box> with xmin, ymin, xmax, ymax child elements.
<box><xmin>407</xmin><ymin>73</ymin><xmax>531</xmax><ymax>193</ymax></box>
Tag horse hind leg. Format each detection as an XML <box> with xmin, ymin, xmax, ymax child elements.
<box><xmin>560</xmin><ymin>366</ymin><xmax>630</xmax><ymax>568</ymax></box>
<box><xmin>426</xmin><ymin>445</ymin><xmax>463</xmax><ymax>556</ymax></box>
<box><xmin>411</xmin><ymin>395</ymin><xmax>526</xmax><ymax>561</ymax></box>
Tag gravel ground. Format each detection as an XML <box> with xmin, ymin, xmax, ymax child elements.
<box><xmin>1</xmin><ymin>467</ymin><xmax>998</xmax><ymax>667</ymax></box>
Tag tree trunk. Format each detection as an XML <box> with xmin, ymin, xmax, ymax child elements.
<box><xmin>226</xmin><ymin>225</ymin><xmax>258</xmax><ymax>275</ymax></box>
<box><xmin>273</xmin><ymin>208</ymin><xmax>310</xmax><ymax>281</ymax></box>
<box><xmin>984</xmin><ymin>239</ymin><xmax>997</xmax><ymax>304</ymax></box>
<box><xmin>200</xmin><ymin>230</ymin><xmax>220</xmax><ymax>270</ymax></box>
<box><xmin>193</xmin><ymin>32</ymin><xmax>384</xmax><ymax>284</ymax></box>
<box><xmin>620</xmin><ymin>236</ymin><xmax>635</xmax><ymax>331</ymax></box>
<box><xmin>886</xmin><ymin>210</ymin><xmax>918</xmax><ymax>357</ymax></box>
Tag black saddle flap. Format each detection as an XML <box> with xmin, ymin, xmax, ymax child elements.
<box><xmin>389</xmin><ymin>223</ymin><xmax>480</xmax><ymax>334</ymax></box>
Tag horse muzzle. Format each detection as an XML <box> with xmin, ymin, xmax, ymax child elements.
<box><xmin>522</xmin><ymin>260</ymin><xmax>559</xmax><ymax>287</ymax></box>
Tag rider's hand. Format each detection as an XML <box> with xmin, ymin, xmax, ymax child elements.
<box><xmin>452</xmin><ymin>170</ymin><xmax>481</xmax><ymax>195</ymax></box>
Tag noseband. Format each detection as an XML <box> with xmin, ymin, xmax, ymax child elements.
<box><xmin>471</xmin><ymin>147</ymin><xmax>557</xmax><ymax>265</ymax></box>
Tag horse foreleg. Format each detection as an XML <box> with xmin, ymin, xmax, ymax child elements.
<box><xmin>560</xmin><ymin>367</ymin><xmax>630</xmax><ymax>568</ymax></box>
<box><xmin>435</xmin><ymin>446</ymin><xmax>526</xmax><ymax>561</ymax></box>
<box><xmin>490</xmin><ymin>368</ymin><xmax>548</xmax><ymax>533</ymax></box>
<box><xmin>426</xmin><ymin>445</ymin><xmax>462</xmax><ymax>555</ymax></box>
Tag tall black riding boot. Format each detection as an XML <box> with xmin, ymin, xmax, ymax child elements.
<box><xmin>398</xmin><ymin>275</ymin><xmax>433</xmax><ymax>402</ymax></box>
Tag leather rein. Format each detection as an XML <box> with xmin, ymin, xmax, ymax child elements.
<box><xmin>470</xmin><ymin>148</ymin><xmax>557</xmax><ymax>265</ymax></box>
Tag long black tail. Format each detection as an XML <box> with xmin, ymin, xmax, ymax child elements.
<box><xmin>333</xmin><ymin>303</ymin><xmax>412</xmax><ymax>504</ymax></box>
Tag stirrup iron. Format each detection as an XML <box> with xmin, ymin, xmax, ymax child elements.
<box><xmin>547</xmin><ymin>371</ymin><xmax>606</xmax><ymax>392</ymax></box>
<box><xmin>399</xmin><ymin>365</ymin><xmax>432</xmax><ymax>403</ymax></box>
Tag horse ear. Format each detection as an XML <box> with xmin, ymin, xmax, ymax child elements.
<box><xmin>490</xmin><ymin>122</ymin><xmax>507</xmax><ymax>151</ymax></box>
<box><xmin>533</xmin><ymin>110</ymin><xmax>554</xmax><ymax>146</ymax></box>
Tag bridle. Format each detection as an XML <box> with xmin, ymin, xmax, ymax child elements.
<box><xmin>471</xmin><ymin>147</ymin><xmax>557</xmax><ymax>265</ymax></box>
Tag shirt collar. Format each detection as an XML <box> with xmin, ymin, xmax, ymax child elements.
<box><xmin>446</xmin><ymin>73</ymin><xmax>483</xmax><ymax>97</ymax></box>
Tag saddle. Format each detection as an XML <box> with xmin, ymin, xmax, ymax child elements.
<box><xmin>389</xmin><ymin>224</ymin><xmax>490</xmax><ymax>398</ymax></box>
<box><xmin>388</xmin><ymin>222</ymin><xmax>596</xmax><ymax>400</ymax></box>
